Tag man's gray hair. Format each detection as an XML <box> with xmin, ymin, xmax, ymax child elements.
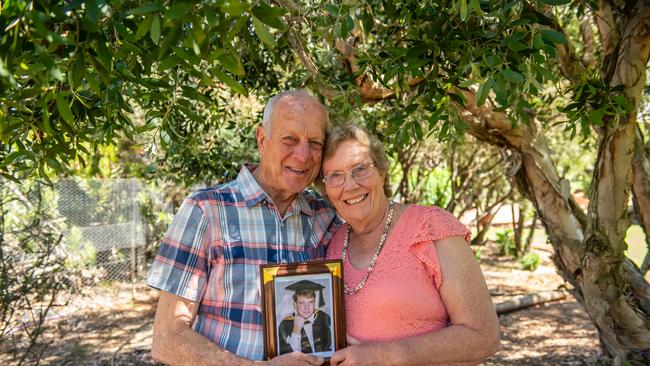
<box><xmin>261</xmin><ymin>89</ymin><xmax>328</xmax><ymax>135</ymax></box>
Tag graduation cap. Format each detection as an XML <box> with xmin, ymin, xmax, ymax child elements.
<box><xmin>286</xmin><ymin>280</ymin><xmax>326</xmax><ymax>308</ymax></box>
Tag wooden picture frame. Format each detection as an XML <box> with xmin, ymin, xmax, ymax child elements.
<box><xmin>260</xmin><ymin>259</ymin><xmax>346</xmax><ymax>362</ymax></box>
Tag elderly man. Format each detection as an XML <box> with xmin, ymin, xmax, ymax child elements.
<box><xmin>147</xmin><ymin>90</ymin><xmax>338</xmax><ymax>366</ymax></box>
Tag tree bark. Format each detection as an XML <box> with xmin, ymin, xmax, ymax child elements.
<box><xmin>632</xmin><ymin>127</ymin><xmax>650</xmax><ymax>274</ymax></box>
<box><xmin>588</xmin><ymin>3</ymin><xmax>650</xmax><ymax>361</ymax></box>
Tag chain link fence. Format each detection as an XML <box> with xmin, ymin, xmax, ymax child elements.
<box><xmin>54</xmin><ymin>178</ymin><xmax>168</xmax><ymax>283</ymax></box>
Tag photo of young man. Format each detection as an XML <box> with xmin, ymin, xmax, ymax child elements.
<box><xmin>277</xmin><ymin>279</ymin><xmax>332</xmax><ymax>355</ymax></box>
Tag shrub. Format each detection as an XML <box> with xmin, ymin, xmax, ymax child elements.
<box><xmin>473</xmin><ymin>246</ymin><xmax>484</xmax><ymax>262</ymax></box>
<box><xmin>1</xmin><ymin>180</ymin><xmax>81</xmax><ymax>365</ymax></box>
<box><xmin>518</xmin><ymin>252</ymin><xmax>541</xmax><ymax>271</ymax></box>
<box><xmin>495</xmin><ymin>229</ymin><xmax>516</xmax><ymax>257</ymax></box>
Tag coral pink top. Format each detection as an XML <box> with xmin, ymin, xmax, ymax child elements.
<box><xmin>326</xmin><ymin>205</ymin><xmax>471</xmax><ymax>342</ymax></box>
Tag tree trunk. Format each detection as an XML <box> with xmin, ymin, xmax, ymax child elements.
<box><xmin>632</xmin><ymin>126</ymin><xmax>650</xmax><ymax>274</ymax></box>
<box><xmin>471</xmin><ymin>209</ymin><xmax>494</xmax><ymax>246</ymax></box>
<box><xmin>460</xmin><ymin>2</ymin><xmax>650</xmax><ymax>362</ymax></box>
<box><xmin>523</xmin><ymin>212</ymin><xmax>537</xmax><ymax>254</ymax></box>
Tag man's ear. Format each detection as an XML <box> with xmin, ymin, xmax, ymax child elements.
<box><xmin>256</xmin><ymin>126</ymin><xmax>266</xmax><ymax>153</ymax></box>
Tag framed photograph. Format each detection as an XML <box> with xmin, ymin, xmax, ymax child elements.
<box><xmin>260</xmin><ymin>259</ymin><xmax>346</xmax><ymax>361</ymax></box>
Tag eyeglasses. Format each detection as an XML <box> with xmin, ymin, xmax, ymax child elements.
<box><xmin>322</xmin><ymin>163</ymin><xmax>376</xmax><ymax>188</ymax></box>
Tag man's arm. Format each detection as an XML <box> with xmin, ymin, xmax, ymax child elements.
<box><xmin>151</xmin><ymin>291</ymin><xmax>252</xmax><ymax>366</ymax></box>
<box><xmin>152</xmin><ymin>292</ymin><xmax>326</xmax><ymax>366</ymax></box>
<box><xmin>330</xmin><ymin>236</ymin><xmax>500</xmax><ymax>366</ymax></box>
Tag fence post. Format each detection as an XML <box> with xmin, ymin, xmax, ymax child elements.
<box><xmin>131</xmin><ymin>179</ymin><xmax>137</xmax><ymax>299</ymax></box>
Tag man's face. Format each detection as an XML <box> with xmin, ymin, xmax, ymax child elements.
<box><xmin>294</xmin><ymin>294</ymin><xmax>316</xmax><ymax>319</ymax></box>
<box><xmin>256</xmin><ymin>95</ymin><xmax>327</xmax><ymax>198</ymax></box>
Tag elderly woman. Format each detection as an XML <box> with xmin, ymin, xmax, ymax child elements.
<box><xmin>322</xmin><ymin>124</ymin><xmax>499</xmax><ymax>366</ymax></box>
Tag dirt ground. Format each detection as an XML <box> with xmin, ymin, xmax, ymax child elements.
<box><xmin>1</xmin><ymin>240</ymin><xmax>604</xmax><ymax>365</ymax></box>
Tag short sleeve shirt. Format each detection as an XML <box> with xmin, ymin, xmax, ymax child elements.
<box><xmin>325</xmin><ymin>205</ymin><xmax>470</xmax><ymax>342</ymax></box>
<box><xmin>147</xmin><ymin>164</ymin><xmax>339</xmax><ymax>360</ymax></box>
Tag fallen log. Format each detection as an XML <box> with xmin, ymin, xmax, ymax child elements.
<box><xmin>495</xmin><ymin>291</ymin><xmax>568</xmax><ymax>314</ymax></box>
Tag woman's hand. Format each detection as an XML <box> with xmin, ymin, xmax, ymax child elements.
<box><xmin>259</xmin><ymin>352</ymin><xmax>323</xmax><ymax>366</ymax></box>
<box><xmin>329</xmin><ymin>343</ymin><xmax>388</xmax><ymax>366</ymax></box>
<box><xmin>346</xmin><ymin>335</ymin><xmax>361</xmax><ymax>345</ymax></box>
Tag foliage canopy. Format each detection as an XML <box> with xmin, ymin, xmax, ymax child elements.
<box><xmin>1</xmin><ymin>0</ymin><xmax>619</xmax><ymax>185</ymax></box>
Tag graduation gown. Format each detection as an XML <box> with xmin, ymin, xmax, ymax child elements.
<box><xmin>278</xmin><ymin>310</ymin><xmax>332</xmax><ymax>354</ymax></box>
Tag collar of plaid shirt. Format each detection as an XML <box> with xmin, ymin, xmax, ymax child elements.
<box><xmin>238</xmin><ymin>163</ymin><xmax>314</xmax><ymax>217</ymax></box>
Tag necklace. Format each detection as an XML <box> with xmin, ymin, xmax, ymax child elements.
<box><xmin>341</xmin><ymin>200</ymin><xmax>395</xmax><ymax>295</ymax></box>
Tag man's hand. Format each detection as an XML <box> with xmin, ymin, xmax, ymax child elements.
<box><xmin>292</xmin><ymin>315</ymin><xmax>306</xmax><ymax>334</ymax></box>
<box><xmin>262</xmin><ymin>352</ymin><xmax>324</xmax><ymax>366</ymax></box>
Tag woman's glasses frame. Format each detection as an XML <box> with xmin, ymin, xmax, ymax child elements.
<box><xmin>322</xmin><ymin>162</ymin><xmax>377</xmax><ymax>188</ymax></box>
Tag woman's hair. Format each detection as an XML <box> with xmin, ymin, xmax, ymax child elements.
<box><xmin>321</xmin><ymin>123</ymin><xmax>391</xmax><ymax>196</ymax></box>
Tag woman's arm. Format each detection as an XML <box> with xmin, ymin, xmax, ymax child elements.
<box><xmin>330</xmin><ymin>236</ymin><xmax>500</xmax><ymax>366</ymax></box>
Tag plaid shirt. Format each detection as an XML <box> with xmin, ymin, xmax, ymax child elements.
<box><xmin>147</xmin><ymin>164</ymin><xmax>339</xmax><ymax>360</ymax></box>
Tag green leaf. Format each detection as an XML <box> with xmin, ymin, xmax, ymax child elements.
<box><xmin>69</xmin><ymin>53</ymin><xmax>85</xmax><ymax>89</ymax></box>
<box><xmin>501</xmin><ymin>69</ymin><xmax>524</xmax><ymax>83</ymax></box>
<box><xmin>150</xmin><ymin>15</ymin><xmax>161</xmax><ymax>43</ymax></box>
<box><xmin>219</xmin><ymin>1</ymin><xmax>250</xmax><ymax>16</ymax></box>
<box><xmin>411</xmin><ymin>121</ymin><xmax>423</xmax><ymax>139</ymax></box>
<box><xmin>45</xmin><ymin>157</ymin><xmax>63</xmax><ymax>171</ymax></box>
<box><xmin>205</xmin><ymin>8</ymin><xmax>219</xmax><ymax>28</ymax></box>
<box><xmin>253</xmin><ymin>17</ymin><xmax>276</xmax><ymax>47</ymax></box>
<box><xmin>346</xmin><ymin>15</ymin><xmax>354</xmax><ymax>33</ymax></box>
<box><xmin>612</xmin><ymin>95</ymin><xmax>630</xmax><ymax>110</ymax></box>
<box><xmin>218</xmin><ymin>54</ymin><xmax>245</xmax><ymax>76</ymax></box>
<box><xmin>209</xmin><ymin>48</ymin><xmax>227</xmax><ymax>61</ymax></box>
<box><xmin>56</xmin><ymin>95</ymin><xmax>75</xmax><ymax>124</ymax></box>
<box><xmin>507</xmin><ymin>41</ymin><xmax>528</xmax><ymax>52</ymax></box>
<box><xmin>135</xmin><ymin>15</ymin><xmax>154</xmax><ymax>40</ymax></box>
<box><xmin>492</xmin><ymin>76</ymin><xmax>507</xmax><ymax>106</ymax></box>
<box><xmin>213</xmin><ymin>69</ymin><xmax>248</xmax><ymax>96</ymax></box>
<box><xmin>539</xmin><ymin>0</ymin><xmax>571</xmax><ymax>5</ymax></box>
<box><xmin>485</xmin><ymin>54</ymin><xmax>501</xmax><ymax>67</ymax></box>
<box><xmin>541</xmin><ymin>29</ymin><xmax>567</xmax><ymax>45</ymax></box>
<box><xmin>87</xmin><ymin>72</ymin><xmax>101</xmax><ymax>93</ymax></box>
<box><xmin>532</xmin><ymin>33</ymin><xmax>545</xmax><ymax>49</ymax></box>
<box><xmin>588</xmin><ymin>107</ymin><xmax>607</xmax><ymax>125</ymax></box>
<box><xmin>114</xmin><ymin>21</ymin><xmax>135</xmax><ymax>42</ymax></box>
<box><xmin>251</xmin><ymin>3</ymin><xmax>287</xmax><ymax>30</ymax></box>
<box><xmin>158</xmin><ymin>55</ymin><xmax>183</xmax><ymax>71</ymax></box>
<box><xmin>470</xmin><ymin>0</ymin><xmax>482</xmax><ymax>15</ymax></box>
<box><xmin>476</xmin><ymin>76</ymin><xmax>492</xmax><ymax>106</ymax></box>
<box><xmin>165</xmin><ymin>2</ymin><xmax>192</xmax><ymax>20</ymax></box>
<box><xmin>86</xmin><ymin>0</ymin><xmax>101</xmax><ymax>23</ymax></box>
<box><xmin>447</xmin><ymin>90</ymin><xmax>467</xmax><ymax>106</ymax></box>
<box><xmin>460</xmin><ymin>0</ymin><xmax>469</xmax><ymax>21</ymax></box>
<box><xmin>127</xmin><ymin>3</ymin><xmax>164</xmax><ymax>16</ymax></box>
<box><xmin>458</xmin><ymin>79</ymin><xmax>477</xmax><ymax>88</ymax></box>
<box><xmin>1</xmin><ymin>151</ymin><xmax>34</xmax><ymax>167</ymax></box>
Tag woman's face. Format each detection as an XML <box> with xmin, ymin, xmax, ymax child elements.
<box><xmin>322</xmin><ymin>139</ymin><xmax>387</xmax><ymax>230</ymax></box>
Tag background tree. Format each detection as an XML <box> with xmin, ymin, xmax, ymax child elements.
<box><xmin>295</xmin><ymin>1</ymin><xmax>650</xmax><ymax>363</ymax></box>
